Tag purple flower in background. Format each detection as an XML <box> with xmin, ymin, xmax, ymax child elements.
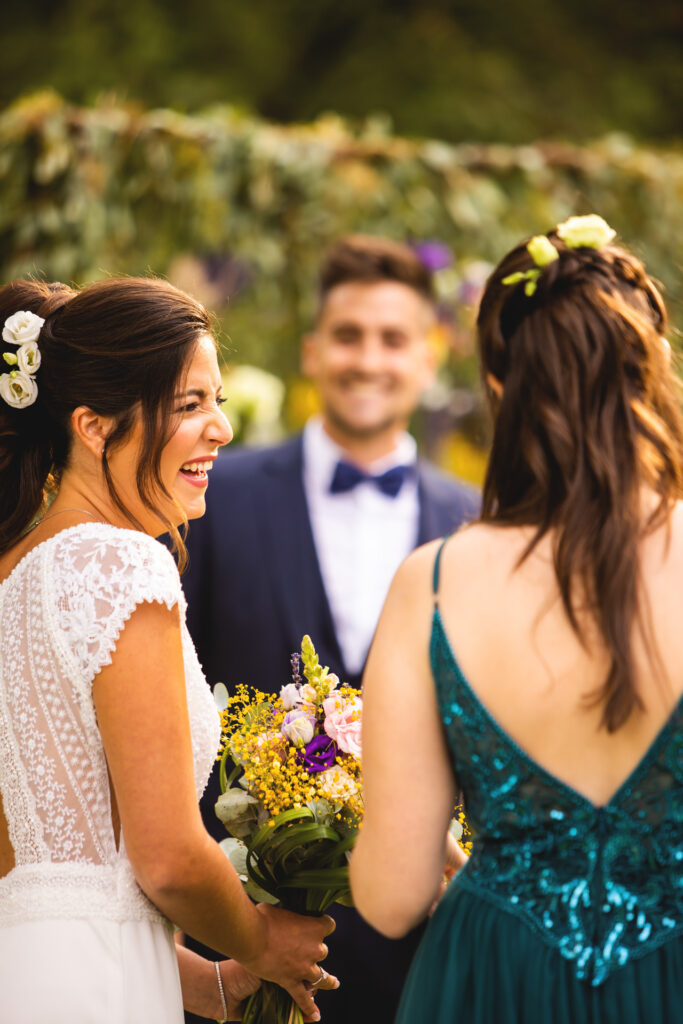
<box><xmin>298</xmin><ymin>734</ymin><xmax>338</xmax><ymax>773</ymax></box>
<box><xmin>413</xmin><ymin>241</ymin><xmax>454</xmax><ymax>273</ymax></box>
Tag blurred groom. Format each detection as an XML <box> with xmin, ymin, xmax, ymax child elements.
<box><xmin>181</xmin><ymin>235</ymin><xmax>479</xmax><ymax>1024</ymax></box>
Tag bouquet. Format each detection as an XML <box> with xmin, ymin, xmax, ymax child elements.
<box><xmin>214</xmin><ymin>635</ymin><xmax>363</xmax><ymax>1024</ymax></box>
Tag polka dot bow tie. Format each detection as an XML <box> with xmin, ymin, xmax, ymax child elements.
<box><xmin>329</xmin><ymin>460</ymin><xmax>412</xmax><ymax>499</ymax></box>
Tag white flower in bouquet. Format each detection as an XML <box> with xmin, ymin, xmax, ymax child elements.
<box><xmin>299</xmin><ymin>683</ymin><xmax>319</xmax><ymax>707</ymax></box>
<box><xmin>281</xmin><ymin>709</ymin><xmax>315</xmax><ymax>747</ymax></box>
<box><xmin>318</xmin><ymin>766</ymin><xmax>359</xmax><ymax>803</ymax></box>
<box><xmin>279</xmin><ymin>683</ymin><xmax>300</xmax><ymax>709</ymax></box>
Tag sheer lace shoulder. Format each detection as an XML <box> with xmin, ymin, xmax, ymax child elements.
<box><xmin>0</xmin><ymin>523</ymin><xmax>220</xmax><ymax>928</ymax></box>
<box><xmin>48</xmin><ymin>524</ymin><xmax>184</xmax><ymax>694</ymax></box>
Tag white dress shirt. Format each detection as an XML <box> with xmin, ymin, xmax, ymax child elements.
<box><xmin>302</xmin><ymin>417</ymin><xmax>420</xmax><ymax>676</ymax></box>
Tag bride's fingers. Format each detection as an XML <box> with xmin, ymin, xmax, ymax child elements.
<box><xmin>317</xmin><ymin>968</ymin><xmax>340</xmax><ymax>991</ymax></box>
<box><xmin>303</xmin><ymin>965</ymin><xmax>339</xmax><ymax>991</ymax></box>
<box><xmin>286</xmin><ymin>980</ymin><xmax>322</xmax><ymax>1021</ymax></box>
<box><xmin>289</xmin><ymin>968</ymin><xmax>341</xmax><ymax>1021</ymax></box>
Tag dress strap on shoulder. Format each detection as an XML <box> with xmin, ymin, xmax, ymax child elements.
<box><xmin>432</xmin><ymin>534</ymin><xmax>452</xmax><ymax>604</ymax></box>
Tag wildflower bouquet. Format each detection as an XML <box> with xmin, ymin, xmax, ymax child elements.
<box><xmin>214</xmin><ymin>635</ymin><xmax>363</xmax><ymax>1024</ymax></box>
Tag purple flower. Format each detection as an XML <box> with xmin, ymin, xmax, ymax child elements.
<box><xmin>413</xmin><ymin>241</ymin><xmax>454</xmax><ymax>273</ymax></box>
<box><xmin>298</xmin><ymin>733</ymin><xmax>338</xmax><ymax>773</ymax></box>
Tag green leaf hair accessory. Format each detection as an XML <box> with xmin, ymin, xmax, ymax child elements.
<box><xmin>556</xmin><ymin>214</ymin><xmax>616</xmax><ymax>250</ymax></box>
<box><xmin>0</xmin><ymin>310</ymin><xmax>44</xmax><ymax>409</ymax></box>
<box><xmin>501</xmin><ymin>235</ymin><xmax>559</xmax><ymax>297</ymax></box>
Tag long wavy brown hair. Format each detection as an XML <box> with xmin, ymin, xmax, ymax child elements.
<box><xmin>476</xmin><ymin>231</ymin><xmax>683</xmax><ymax>731</ymax></box>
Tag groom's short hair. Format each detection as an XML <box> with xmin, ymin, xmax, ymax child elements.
<box><xmin>317</xmin><ymin>235</ymin><xmax>435</xmax><ymax>317</ymax></box>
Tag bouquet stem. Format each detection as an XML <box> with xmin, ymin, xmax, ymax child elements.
<box><xmin>243</xmin><ymin>980</ymin><xmax>304</xmax><ymax>1024</ymax></box>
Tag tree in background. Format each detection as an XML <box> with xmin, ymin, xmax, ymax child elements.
<box><xmin>4</xmin><ymin>0</ymin><xmax>682</xmax><ymax>144</ymax></box>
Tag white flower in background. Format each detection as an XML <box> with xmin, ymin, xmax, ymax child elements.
<box><xmin>17</xmin><ymin>341</ymin><xmax>41</xmax><ymax>375</ymax></box>
<box><xmin>2</xmin><ymin>311</ymin><xmax>45</xmax><ymax>346</ymax></box>
<box><xmin>0</xmin><ymin>371</ymin><xmax>38</xmax><ymax>409</ymax></box>
<box><xmin>556</xmin><ymin>215</ymin><xmax>616</xmax><ymax>250</ymax></box>
<box><xmin>222</xmin><ymin>364</ymin><xmax>285</xmax><ymax>445</ymax></box>
<box><xmin>279</xmin><ymin>683</ymin><xmax>301</xmax><ymax>709</ymax></box>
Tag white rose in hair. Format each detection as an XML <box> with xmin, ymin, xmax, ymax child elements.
<box><xmin>17</xmin><ymin>341</ymin><xmax>41</xmax><ymax>375</ymax></box>
<box><xmin>0</xmin><ymin>371</ymin><xmax>38</xmax><ymax>409</ymax></box>
<box><xmin>556</xmin><ymin>215</ymin><xmax>616</xmax><ymax>250</ymax></box>
<box><xmin>2</xmin><ymin>311</ymin><xmax>45</xmax><ymax>346</ymax></box>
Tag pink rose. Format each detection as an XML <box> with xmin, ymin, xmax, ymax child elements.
<box><xmin>323</xmin><ymin>697</ymin><xmax>362</xmax><ymax>757</ymax></box>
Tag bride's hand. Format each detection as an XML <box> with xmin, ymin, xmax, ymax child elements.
<box><xmin>244</xmin><ymin>904</ymin><xmax>340</xmax><ymax>1021</ymax></box>
<box><xmin>217</xmin><ymin>960</ymin><xmax>260</xmax><ymax>1020</ymax></box>
<box><xmin>175</xmin><ymin>942</ymin><xmax>260</xmax><ymax>1020</ymax></box>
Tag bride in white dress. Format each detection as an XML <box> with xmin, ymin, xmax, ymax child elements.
<box><xmin>0</xmin><ymin>278</ymin><xmax>338</xmax><ymax>1023</ymax></box>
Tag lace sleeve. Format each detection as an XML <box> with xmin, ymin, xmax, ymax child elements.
<box><xmin>49</xmin><ymin>526</ymin><xmax>185</xmax><ymax>697</ymax></box>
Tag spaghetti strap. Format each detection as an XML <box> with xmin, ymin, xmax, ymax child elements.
<box><xmin>432</xmin><ymin>534</ymin><xmax>452</xmax><ymax>603</ymax></box>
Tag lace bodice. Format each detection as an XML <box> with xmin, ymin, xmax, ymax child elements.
<box><xmin>0</xmin><ymin>523</ymin><xmax>221</xmax><ymax>927</ymax></box>
<box><xmin>432</xmin><ymin>546</ymin><xmax>683</xmax><ymax>987</ymax></box>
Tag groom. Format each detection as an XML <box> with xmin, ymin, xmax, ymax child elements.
<box><xmin>182</xmin><ymin>235</ymin><xmax>479</xmax><ymax>1023</ymax></box>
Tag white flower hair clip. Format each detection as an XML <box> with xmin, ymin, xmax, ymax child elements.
<box><xmin>1</xmin><ymin>310</ymin><xmax>44</xmax><ymax>409</ymax></box>
<box><xmin>502</xmin><ymin>214</ymin><xmax>616</xmax><ymax>297</ymax></box>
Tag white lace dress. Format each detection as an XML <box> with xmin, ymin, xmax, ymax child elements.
<box><xmin>0</xmin><ymin>524</ymin><xmax>221</xmax><ymax>1024</ymax></box>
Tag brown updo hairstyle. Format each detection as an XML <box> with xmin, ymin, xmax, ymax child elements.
<box><xmin>476</xmin><ymin>231</ymin><xmax>683</xmax><ymax>731</ymax></box>
<box><xmin>0</xmin><ymin>277</ymin><xmax>213</xmax><ymax>568</ymax></box>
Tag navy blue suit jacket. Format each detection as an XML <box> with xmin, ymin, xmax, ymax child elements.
<box><xmin>182</xmin><ymin>434</ymin><xmax>479</xmax><ymax>694</ymax></box>
<box><xmin>180</xmin><ymin>435</ymin><xmax>479</xmax><ymax>1024</ymax></box>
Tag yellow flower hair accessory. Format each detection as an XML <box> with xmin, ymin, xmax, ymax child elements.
<box><xmin>501</xmin><ymin>215</ymin><xmax>616</xmax><ymax>298</ymax></box>
<box><xmin>502</xmin><ymin>234</ymin><xmax>559</xmax><ymax>297</ymax></box>
<box><xmin>556</xmin><ymin>214</ymin><xmax>616</xmax><ymax>250</ymax></box>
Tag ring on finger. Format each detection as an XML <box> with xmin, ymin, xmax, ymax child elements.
<box><xmin>310</xmin><ymin>966</ymin><xmax>327</xmax><ymax>989</ymax></box>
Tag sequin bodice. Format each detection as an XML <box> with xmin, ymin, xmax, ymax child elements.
<box><xmin>432</xmin><ymin>576</ymin><xmax>683</xmax><ymax>986</ymax></box>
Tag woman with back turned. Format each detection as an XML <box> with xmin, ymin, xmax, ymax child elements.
<box><xmin>351</xmin><ymin>216</ymin><xmax>683</xmax><ymax>1022</ymax></box>
<box><xmin>0</xmin><ymin>277</ymin><xmax>337</xmax><ymax>1022</ymax></box>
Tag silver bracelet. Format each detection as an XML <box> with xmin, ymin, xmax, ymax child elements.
<box><xmin>214</xmin><ymin>960</ymin><xmax>228</xmax><ymax>1023</ymax></box>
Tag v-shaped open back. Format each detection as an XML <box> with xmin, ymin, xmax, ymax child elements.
<box><xmin>428</xmin><ymin>536</ymin><xmax>683</xmax><ymax>986</ymax></box>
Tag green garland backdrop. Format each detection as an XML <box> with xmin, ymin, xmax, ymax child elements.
<box><xmin>1</xmin><ymin>92</ymin><xmax>681</xmax><ymax>476</ymax></box>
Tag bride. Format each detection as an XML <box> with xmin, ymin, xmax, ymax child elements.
<box><xmin>0</xmin><ymin>277</ymin><xmax>338</xmax><ymax>1023</ymax></box>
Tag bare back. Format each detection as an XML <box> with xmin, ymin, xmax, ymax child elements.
<box><xmin>436</xmin><ymin>500</ymin><xmax>683</xmax><ymax>807</ymax></box>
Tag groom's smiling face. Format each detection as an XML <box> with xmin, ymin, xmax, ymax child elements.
<box><xmin>301</xmin><ymin>281</ymin><xmax>435</xmax><ymax>445</ymax></box>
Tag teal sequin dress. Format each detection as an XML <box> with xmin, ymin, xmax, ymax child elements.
<box><xmin>396</xmin><ymin>540</ymin><xmax>683</xmax><ymax>1024</ymax></box>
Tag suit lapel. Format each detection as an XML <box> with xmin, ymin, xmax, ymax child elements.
<box><xmin>416</xmin><ymin>460</ymin><xmax>443</xmax><ymax>545</ymax></box>
<box><xmin>255</xmin><ymin>436</ymin><xmax>345</xmax><ymax>671</ymax></box>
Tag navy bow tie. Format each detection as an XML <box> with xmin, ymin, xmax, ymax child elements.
<box><xmin>329</xmin><ymin>460</ymin><xmax>412</xmax><ymax>499</ymax></box>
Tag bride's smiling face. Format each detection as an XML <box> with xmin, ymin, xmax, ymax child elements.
<box><xmin>106</xmin><ymin>335</ymin><xmax>232</xmax><ymax>531</ymax></box>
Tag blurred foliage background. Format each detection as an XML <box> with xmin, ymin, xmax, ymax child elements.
<box><xmin>4</xmin><ymin>0</ymin><xmax>682</xmax><ymax>144</ymax></box>
<box><xmin>1</xmin><ymin>2</ymin><xmax>682</xmax><ymax>481</ymax></box>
